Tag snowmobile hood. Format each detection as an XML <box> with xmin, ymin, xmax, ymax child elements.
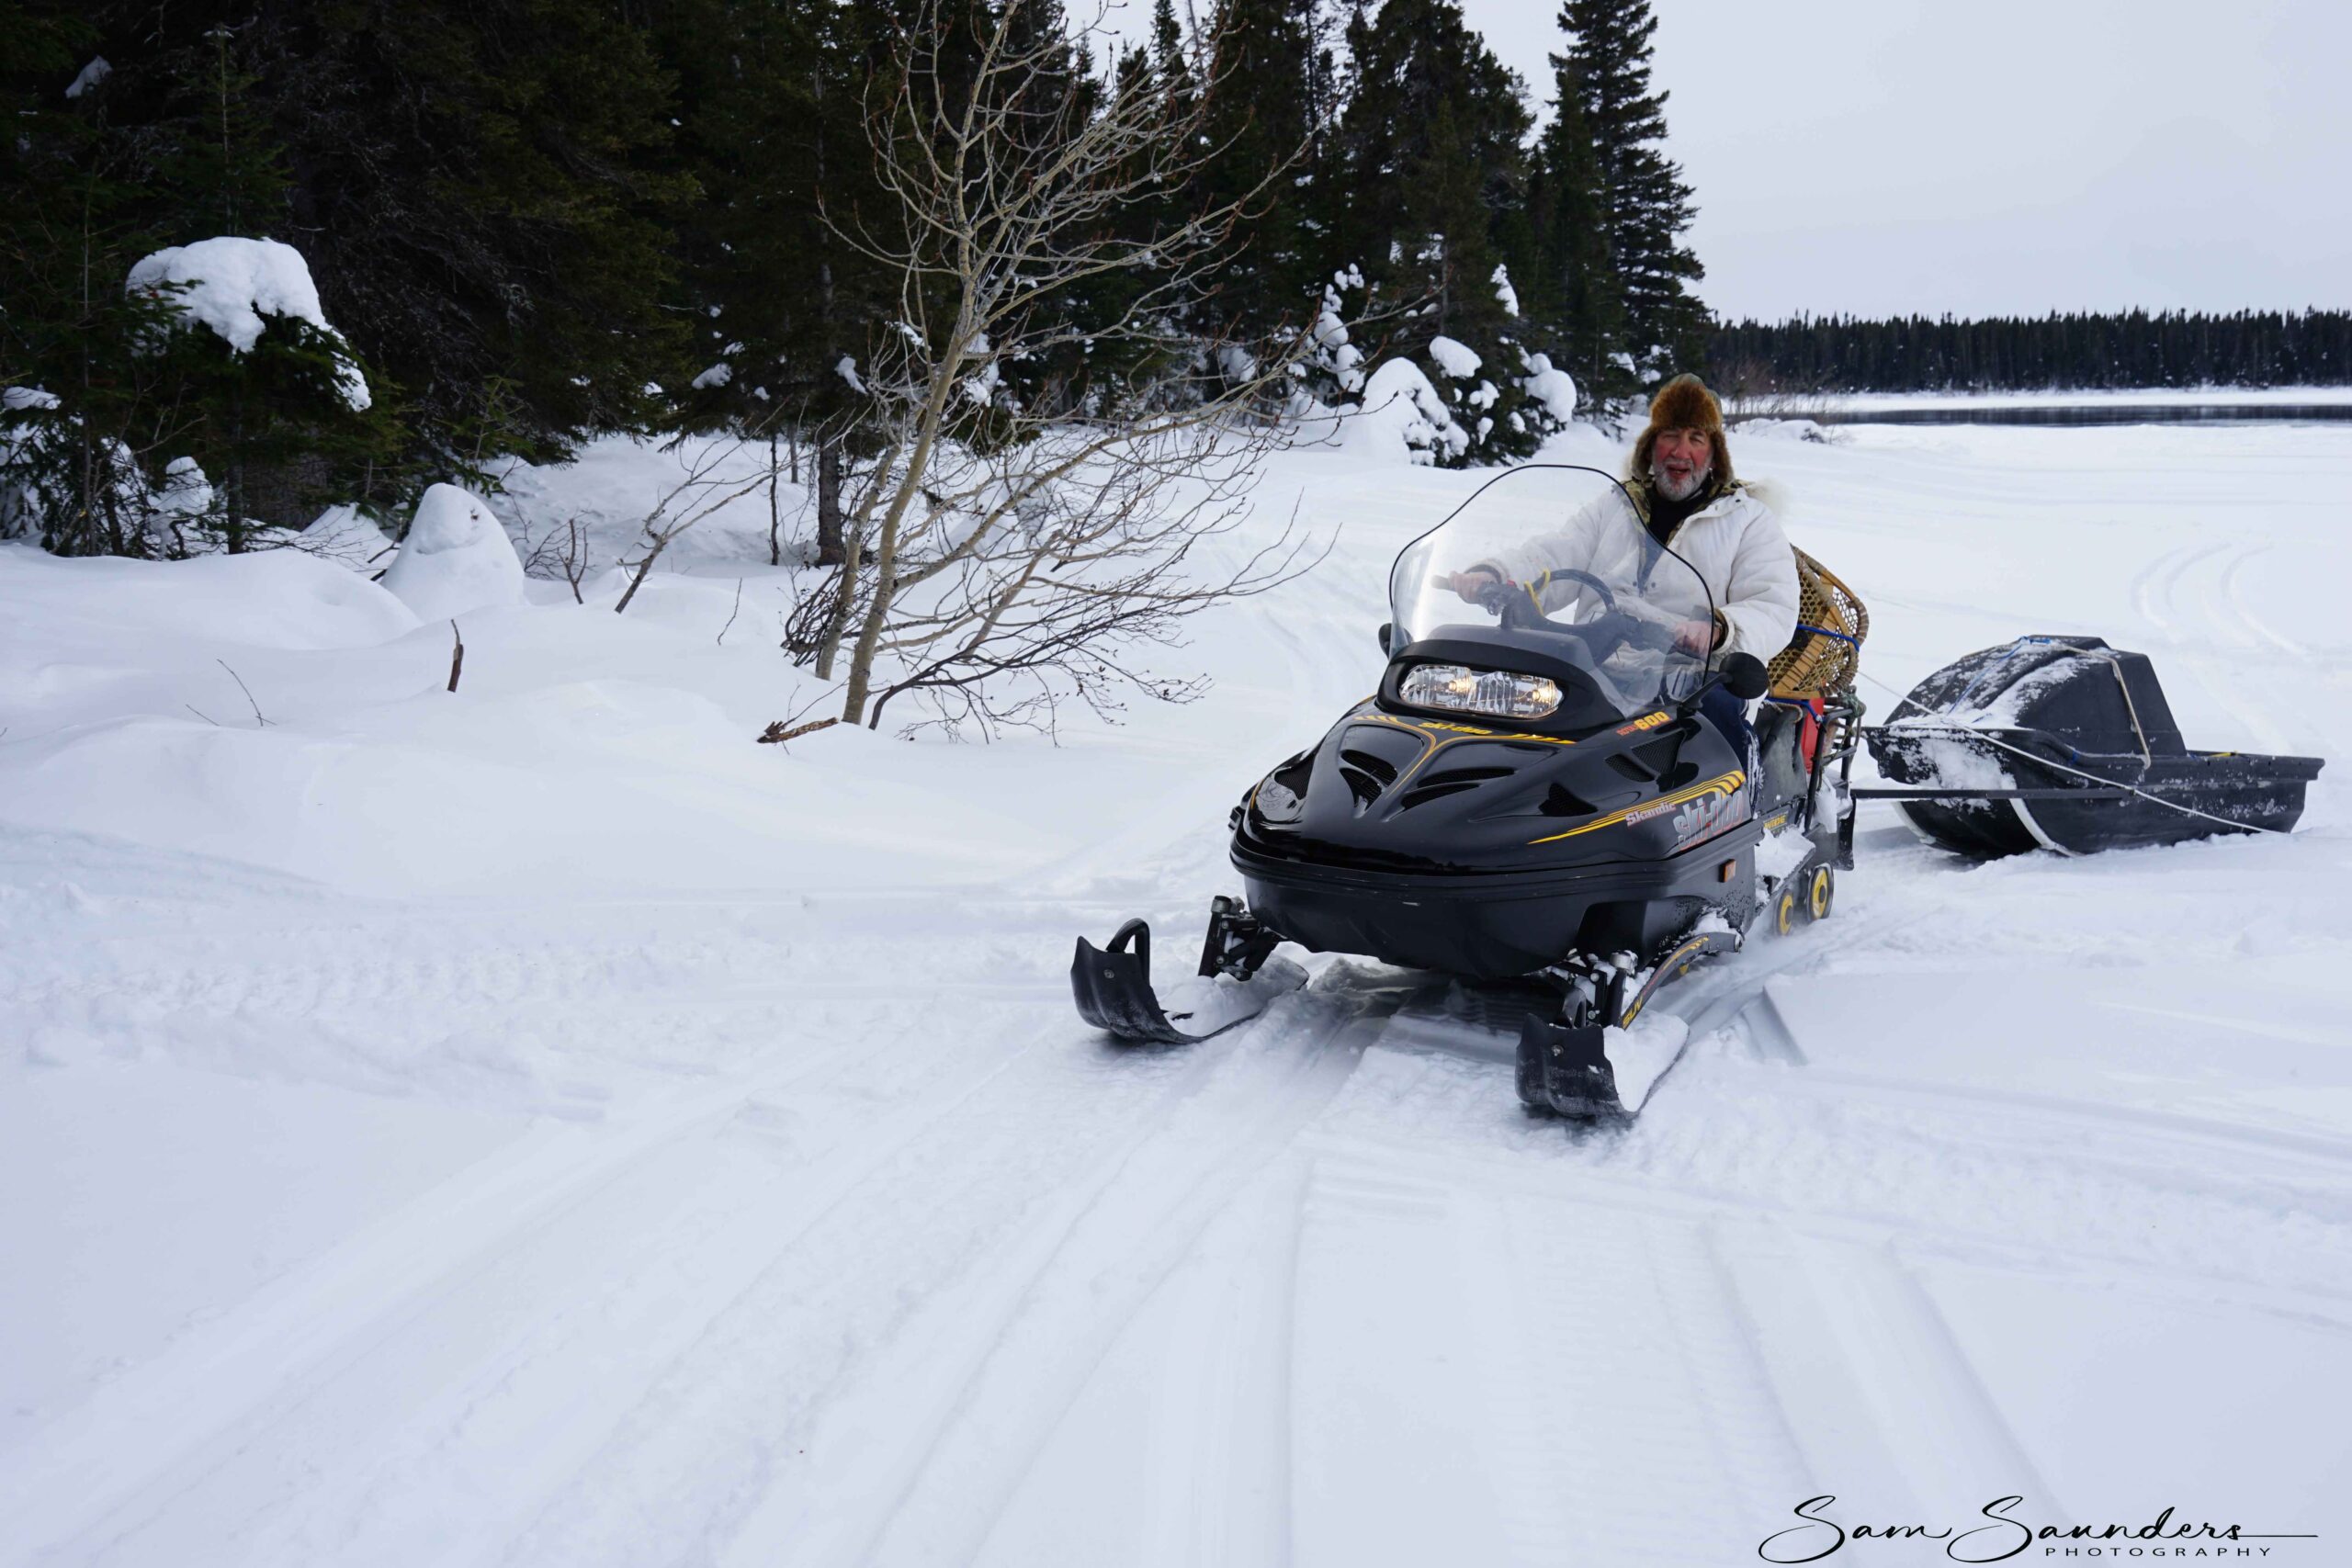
<box><xmin>1234</xmin><ymin>698</ymin><xmax>1753</xmax><ymax>878</ymax></box>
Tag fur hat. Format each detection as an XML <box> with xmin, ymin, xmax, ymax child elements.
<box><xmin>1630</xmin><ymin>373</ymin><xmax>1735</xmax><ymax>488</ymax></box>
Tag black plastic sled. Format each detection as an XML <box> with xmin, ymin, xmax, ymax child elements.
<box><xmin>1861</xmin><ymin>636</ymin><xmax>2322</xmax><ymax>857</ymax></box>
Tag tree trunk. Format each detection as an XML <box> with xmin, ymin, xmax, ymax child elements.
<box><xmin>243</xmin><ymin>451</ymin><xmax>334</xmax><ymax>531</ymax></box>
<box><xmin>815</xmin><ymin>437</ymin><xmax>844</xmax><ymax>565</ymax></box>
<box><xmin>767</xmin><ymin>431</ymin><xmax>783</xmax><ymax>567</ymax></box>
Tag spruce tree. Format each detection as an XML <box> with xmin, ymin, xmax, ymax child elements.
<box><xmin>1554</xmin><ymin>0</ymin><xmax>1706</xmax><ymax>388</ymax></box>
<box><xmin>1</xmin><ymin>6</ymin><xmax>394</xmax><ymax>551</ymax></box>
<box><xmin>1332</xmin><ymin>0</ymin><xmax>1549</xmax><ymax>460</ymax></box>
<box><xmin>1527</xmin><ymin>51</ymin><xmax>1624</xmax><ymax>404</ymax></box>
<box><xmin>1195</xmin><ymin>0</ymin><xmax>1327</xmax><ymax>345</ymax></box>
<box><xmin>235</xmin><ymin>0</ymin><xmax>694</xmax><ymax>470</ymax></box>
<box><xmin>656</xmin><ymin>0</ymin><xmax>894</xmax><ymax>548</ymax></box>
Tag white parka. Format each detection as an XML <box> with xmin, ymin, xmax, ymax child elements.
<box><xmin>1481</xmin><ymin>479</ymin><xmax>1800</xmax><ymax>664</ymax></box>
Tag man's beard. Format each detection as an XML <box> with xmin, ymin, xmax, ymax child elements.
<box><xmin>1652</xmin><ymin>457</ymin><xmax>1712</xmax><ymax>502</ymax></box>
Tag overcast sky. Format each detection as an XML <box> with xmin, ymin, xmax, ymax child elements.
<box><xmin>1456</xmin><ymin>0</ymin><xmax>2352</xmax><ymax>321</ymax></box>
<box><xmin>1097</xmin><ymin>0</ymin><xmax>2349</xmax><ymax>321</ymax></box>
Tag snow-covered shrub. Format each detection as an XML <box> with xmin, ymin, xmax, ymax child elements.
<box><xmin>1379</xmin><ymin>333</ymin><xmax>1576</xmax><ymax>467</ymax></box>
<box><xmin>1342</xmin><ymin>359</ymin><xmax>1471</xmax><ymax>465</ymax></box>
<box><xmin>127</xmin><ymin>239</ymin><xmax>372</xmax><ymax>412</ymax></box>
<box><xmin>1521</xmin><ymin>352</ymin><xmax>1579</xmax><ymax>425</ymax></box>
<box><xmin>1</xmin><ymin>387</ymin><xmax>226</xmax><ymax>558</ymax></box>
<box><xmin>6</xmin><ymin>236</ymin><xmax>390</xmax><ymax>557</ymax></box>
<box><xmin>299</xmin><ymin>503</ymin><xmax>399</xmax><ymax>570</ymax></box>
<box><xmin>1294</xmin><ymin>266</ymin><xmax>1371</xmax><ymax>409</ymax></box>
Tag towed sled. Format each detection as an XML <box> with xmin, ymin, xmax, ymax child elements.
<box><xmin>1073</xmin><ymin>465</ymin><xmax>1862</xmax><ymax>1121</ymax></box>
<box><xmin>1860</xmin><ymin>637</ymin><xmax>2323</xmax><ymax>857</ymax></box>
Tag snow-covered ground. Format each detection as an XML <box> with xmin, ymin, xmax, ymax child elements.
<box><xmin>4</xmin><ymin>416</ymin><xmax>2348</xmax><ymax>1566</ymax></box>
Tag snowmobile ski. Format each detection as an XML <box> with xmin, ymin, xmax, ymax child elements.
<box><xmin>1516</xmin><ymin>927</ymin><xmax>1738</xmax><ymax>1120</ymax></box>
<box><xmin>1071</xmin><ymin>917</ymin><xmax>1305</xmax><ymax>1044</ymax></box>
<box><xmin>1516</xmin><ymin>1018</ymin><xmax>1622</xmax><ymax>1119</ymax></box>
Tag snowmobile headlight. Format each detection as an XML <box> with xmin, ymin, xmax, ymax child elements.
<box><xmin>1400</xmin><ymin>662</ymin><xmax>1562</xmax><ymax>720</ymax></box>
<box><xmin>1253</xmin><ymin>775</ymin><xmax>1303</xmax><ymax>823</ymax></box>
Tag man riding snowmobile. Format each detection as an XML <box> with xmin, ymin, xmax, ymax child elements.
<box><xmin>1073</xmin><ymin>376</ymin><xmax>1865</xmax><ymax>1122</ymax></box>
<box><xmin>1442</xmin><ymin>374</ymin><xmax>1797</xmax><ymax>756</ymax></box>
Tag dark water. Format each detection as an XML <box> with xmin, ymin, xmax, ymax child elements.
<box><xmin>1820</xmin><ymin>401</ymin><xmax>2352</xmax><ymax>427</ymax></box>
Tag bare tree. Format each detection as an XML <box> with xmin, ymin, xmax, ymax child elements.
<box><xmin>517</xmin><ymin>513</ymin><xmax>594</xmax><ymax>604</ymax></box>
<box><xmin>611</xmin><ymin>434</ymin><xmax>784</xmax><ymax>615</ymax></box>
<box><xmin>803</xmin><ymin>0</ymin><xmax>1324</xmax><ymax>733</ymax></box>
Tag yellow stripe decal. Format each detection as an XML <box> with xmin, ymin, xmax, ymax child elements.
<box><xmin>1526</xmin><ymin>770</ymin><xmax>1747</xmax><ymax>845</ymax></box>
<box><xmin>1620</xmin><ymin>935</ymin><xmax>1719</xmax><ymax>1025</ymax></box>
<box><xmin>1348</xmin><ymin>711</ymin><xmax>1580</xmax><ymax>795</ymax></box>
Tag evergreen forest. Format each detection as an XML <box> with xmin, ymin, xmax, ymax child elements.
<box><xmin>1709</xmin><ymin>310</ymin><xmax>2352</xmax><ymax>397</ymax></box>
<box><xmin>1</xmin><ymin>0</ymin><xmax>1710</xmax><ymax>555</ymax></box>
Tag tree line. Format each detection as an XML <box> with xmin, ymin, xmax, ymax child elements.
<box><xmin>1707</xmin><ymin>310</ymin><xmax>2352</xmax><ymax>395</ymax></box>
<box><xmin>0</xmin><ymin>0</ymin><xmax>1711</xmax><ymax>559</ymax></box>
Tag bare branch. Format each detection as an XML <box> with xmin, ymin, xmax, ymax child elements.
<box><xmin>800</xmin><ymin>0</ymin><xmax>1324</xmax><ymax>736</ymax></box>
<box><xmin>217</xmin><ymin>660</ymin><xmax>269</xmax><ymax>727</ymax></box>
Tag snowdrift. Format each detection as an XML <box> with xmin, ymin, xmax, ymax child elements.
<box><xmin>380</xmin><ymin>484</ymin><xmax>528</xmax><ymax>622</ymax></box>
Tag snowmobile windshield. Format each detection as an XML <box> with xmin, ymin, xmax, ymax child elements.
<box><xmin>1386</xmin><ymin>466</ymin><xmax>1718</xmax><ymax>722</ymax></box>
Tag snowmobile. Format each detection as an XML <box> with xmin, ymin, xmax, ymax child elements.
<box><xmin>1070</xmin><ymin>465</ymin><xmax>1861</xmax><ymax>1120</ymax></box>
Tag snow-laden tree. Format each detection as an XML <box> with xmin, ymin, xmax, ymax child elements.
<box><xmin>3</xmin><ymin>234</ymin><xmax>389</xmax><ymax>556</ymax></box>
<box><xmin>1326</xmin><ymin>0</ymin><xmax>1565</xmax><ymax>461</ymax></box>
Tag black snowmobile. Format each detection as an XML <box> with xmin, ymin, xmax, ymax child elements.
<box><xmin>1070</xmin><ymin>466</ymin><xmax>1861</xmax><ymax>1120</ymax></box>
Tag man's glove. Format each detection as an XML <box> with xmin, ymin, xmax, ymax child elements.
<box><xmin>1671</xmin><ymin>615</ymin><xmax>1724</xmax><ymax>655</ymax></box>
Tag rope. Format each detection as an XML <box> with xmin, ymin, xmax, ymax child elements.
<box><xmin>1853</xmin><ymin>666</ymin><xmax>2294</xmax><ymax>839</ymax></box>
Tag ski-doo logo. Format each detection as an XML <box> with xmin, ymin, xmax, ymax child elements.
<box><xmin>1525</xmin><ymin>770</ymin><xmax>1746</xmax><ymax>846</ymax></box>
<box><xmin>1672</xmin><ymin>781</ymin><xmax>1750</xmax><ymax>845</ymax></box>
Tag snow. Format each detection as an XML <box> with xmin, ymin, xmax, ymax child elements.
<box><xmin>1736</xmin><ymin>415</ymin><xmax>1837</xmax><ymax>443</ymax></box>
<box><xmin>1343</xmin><ymin>357</ymin><xmax>1469</xmax><ymax>463</ymax></box>
<box><xmin>298</xmin><ymin>502</ymin><xmax>395</xmax><ymax>570</ymax></box>
<box><xmin>153</xmin><ymin>457</ymin><xmax>211</xmax><ymax>523</ymax></box>
<box><xmin>1144</xmin><ymin>956</ymin><xmax>1308</xmax><ymax>1038</ymax></box>
<box><xmin>1754</xmin><ymin>819</ymin><xmax>1814</xmax><ymax>885</ymax></box>
<box><xmin>378</xmin><ymin>483</ymin><xmax>526</xmax><ymax>622</ymax></box>
<box><xmin>1600</xmin><ymin>1012</ymin><xmax>1688</xmax><ymax>1113</ymax></box>
<box><xmin>690</xmin><ymin>361</ymin><xmax>733</xmax><ymax>390</ymax></box>
<box><xmin>63</xmin><ymin>56</ymin><xmax>110</xmax><ymax>98</ymax></box>
<box><xmin>1896</xmin><ymin>731</ymin><xmax>2014</xmax><ymax>789</ymax></box>
<box><xmin>1425</xmin><ymin>333</ymin><xmax>1481</xmax><ymax>378</ymax></box>
<box><xmin>4</xmin><ymin>416</ymin><xmax>2352</xmax><ymax>1562</ymax></box>
<box><xmin>1490</xmin><ymin>262</ymin><xmax>1519</xmax><ymax>317</ymax></box>
<box><xmin>126</xmin><ymin>237</ymin><xmax>372</xmax><ymax>412</ymax></box>
<box><xmin>1520</xmin><ymin>350</ymin><xmax>1578</xmax><ymax>423</ymax></box>
<box><xmin>493</xmin><ymin>431</ymin><xmax>808</xmax><ymax>575</ymax></box>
